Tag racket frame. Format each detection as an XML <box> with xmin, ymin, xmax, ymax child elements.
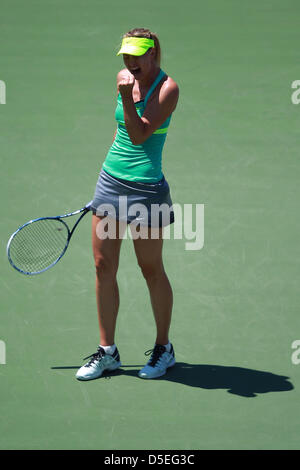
<box><xmin>7</xmin><ymin>201</ymin><xmax>93</xmax><ymax>275</ymax></box>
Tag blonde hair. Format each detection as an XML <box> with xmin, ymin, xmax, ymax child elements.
<box><xmin>123</xmin><ymin>28</ymin><xmax>161</xmax><ymax>66</ymax></box>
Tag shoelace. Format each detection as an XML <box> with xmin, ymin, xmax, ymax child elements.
<box><xmin>83</xmin><ymin>347</ymin><xmax>105</xmax><ymax>367</ymax></box>
<box><xmin>144</xmin><ymin>344</ymin><xmax>166</xmax><ymax>367</ymax></box>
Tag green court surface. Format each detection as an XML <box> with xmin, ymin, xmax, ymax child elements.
<box><xmin>1</xmin><ymin>0</ymin><xmax>299</xmax><ymax>450</ymax></box>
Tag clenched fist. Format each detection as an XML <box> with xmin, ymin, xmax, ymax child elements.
<box><xmin>117</xmin><ymin>70</ymin><xmax>135</xmax><ymax>98</ymax></box>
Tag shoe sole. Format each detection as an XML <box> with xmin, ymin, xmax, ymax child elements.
<box><xmin>138</xmin><ymin>358</ymin><xmax>176</xmax><ymax>379</ymax></box>
<box><xmin>76</xmin><ymin>361</ymin><xmax>122</xmax><ymax>381</ymax></box>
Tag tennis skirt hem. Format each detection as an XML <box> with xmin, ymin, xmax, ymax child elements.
<box><xmin>91</xmin><ymin>168</ymin><xmax>175</xmax><ymax>228</ymax></box>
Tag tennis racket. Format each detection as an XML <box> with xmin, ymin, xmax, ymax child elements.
<box><xmin>7</xmin><ymin>201</ymin><xmax>93</xmax><ymax>275</ymax></box>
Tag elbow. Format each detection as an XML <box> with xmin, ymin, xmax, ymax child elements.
<box><xmin>130</xmin><ymin>123</ymin><xmax>148</xmax><ymax>145</ymax></box>
<box><xmin>131</xmin><ymin>135</ymin><xmax>146</xmax><ymax>146</ymax></box>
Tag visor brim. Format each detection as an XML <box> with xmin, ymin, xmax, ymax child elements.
<box><xmin>117</xmin><ymin>45</ymin><xmax>151</xmax><ymax>56</ymax></box>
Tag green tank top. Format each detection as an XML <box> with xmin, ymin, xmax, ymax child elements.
<box><xmin>102</xmin><ymin>69</ymin><xmax>172</xmax><ymax>182</ymax></box>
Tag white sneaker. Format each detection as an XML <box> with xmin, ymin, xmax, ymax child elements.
<box><xmin>76</xmin><ymin>346</ymin><xmax>121</xmax><ymax>381</ymax></box>
<box><xmin>138</xmin><ymin>344</ymin><xmax>176</xmax><ymax>379</ymax></box>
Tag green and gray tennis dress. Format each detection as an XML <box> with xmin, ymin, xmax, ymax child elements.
<box><xmin>92</xmin><ymin>68</ymin><xmax>175</xmax><ymax>227</ymax></box>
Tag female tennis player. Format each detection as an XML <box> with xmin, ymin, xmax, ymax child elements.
<box><xmin>76</xmin><ymin>28</ymin><xmax>179</xmax><ymax>381</ymax></box>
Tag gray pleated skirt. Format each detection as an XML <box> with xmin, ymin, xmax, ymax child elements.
<box><xmin>91</xmin><ymin>168</ymin><xmax>175</xmax><ymax>227</ymax></box>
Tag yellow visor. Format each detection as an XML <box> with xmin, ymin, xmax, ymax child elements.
<box><xmin>117</xmin><ymin>37</ymin><xmax>154</xmax><ymax>56</ymax></box>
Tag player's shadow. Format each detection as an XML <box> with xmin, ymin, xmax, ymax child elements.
<box><xmin>51</xmin><ymin>363</ymin><xmax>294</xmax><ymax>397</ymax></box>
<box><xmin>158</xmin><ymin>363</ymin><xmax>294</xmax><ymax>397</ymax></box>
<box><xmin>116</xmin><ymin>362</ymin><xmax>294</xmax><ymax>398</ymax></box>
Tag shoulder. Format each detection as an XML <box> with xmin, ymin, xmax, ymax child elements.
<box><xmin>161</xmin><ymin>75</ymin><xmax>179</xmax><ymax>95</ymax></box>
<box><xmin>158</xmin><ymin>75</ymin><xmax>179</xmax><ymax>111</ymax></box>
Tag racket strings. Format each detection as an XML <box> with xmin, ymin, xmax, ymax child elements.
<box><xmin>8</xmin><ymin>219</ymin><xmax>69</xmax><ymax>273</ymax></box>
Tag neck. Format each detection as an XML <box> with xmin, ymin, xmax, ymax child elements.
<box><xmin>137</xmin><ymin>65</ymin><xmax>160</xmax><ymax>88</ymax></box>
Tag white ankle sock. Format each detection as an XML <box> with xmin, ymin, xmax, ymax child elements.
<box><xmin>163</xmin><ymin>342</ymin><xmax>171</xmax><ymax>353</ymax></box>
<box><xmin>100</xmin><ymin>344</ymin><xmax>116</xmax><ymax>355</ymax></box>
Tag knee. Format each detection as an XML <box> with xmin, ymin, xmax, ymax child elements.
<box><xmin>94</xmin><ymin>255</ymin><xmax>118</xmax><ymax>279</ymax></box>
<box><xmin>138</xmin><ymin>261</ymin><xmax>164</xmax><ymax>281</ymax></box>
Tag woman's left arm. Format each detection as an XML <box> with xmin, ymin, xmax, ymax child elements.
<box><xmin>118</xmin><ymin>72</ymin><xmax>179</xmax><ymax>145</ymax></box>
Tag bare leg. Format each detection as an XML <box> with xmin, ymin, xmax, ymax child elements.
<box><xmin>91</xmin><ymin>215</ymin><xmax>126</xmax><ymax>346</ymax></box>
<box><xmin>131</xmin><ymin>226</ymin><xmax>173</xmax><ymax>345</ymax></box>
